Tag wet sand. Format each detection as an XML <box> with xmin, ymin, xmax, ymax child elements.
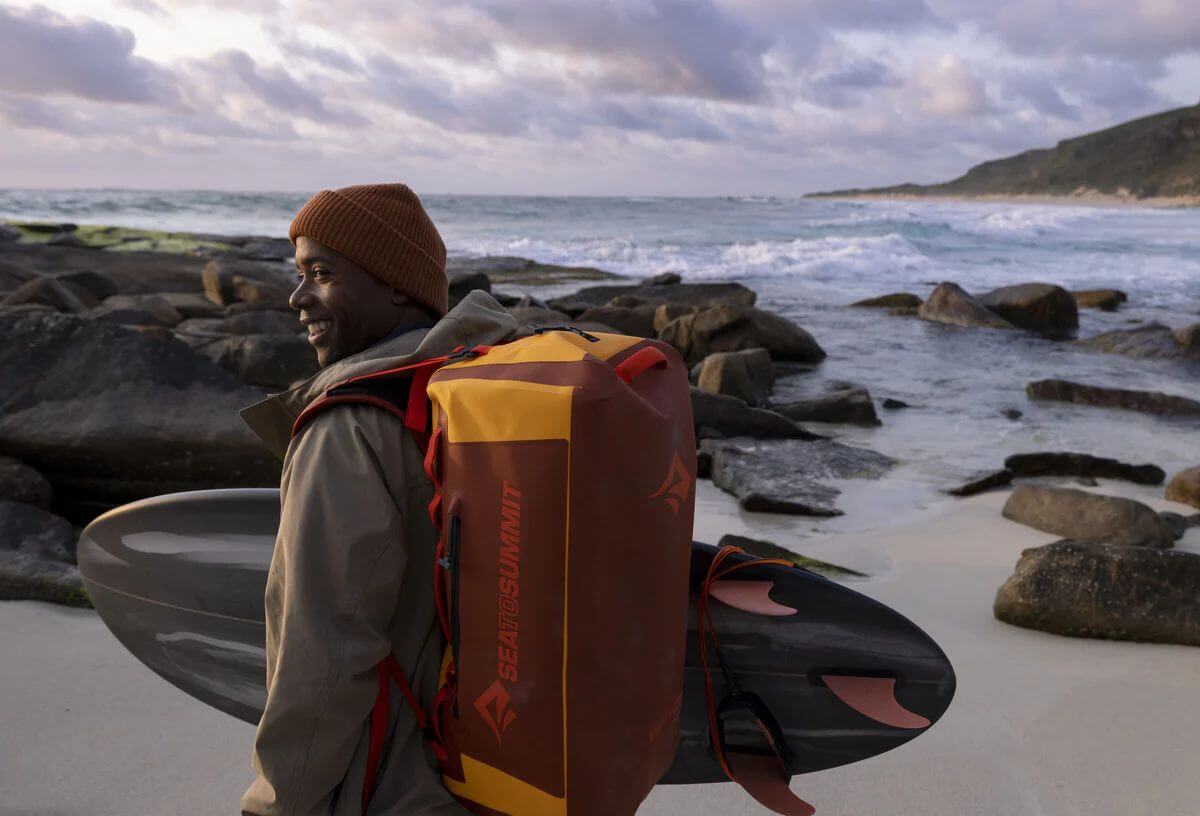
<box><xmin>2</xmin><ymin>480</ymin><xmax>1199</xmax><ymax>815</ymax></box>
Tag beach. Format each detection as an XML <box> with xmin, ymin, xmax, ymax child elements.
<box><xmin>4</xmin><ymin>479</ymin><xmax>1199</xmax><ymax>816</ymax></box>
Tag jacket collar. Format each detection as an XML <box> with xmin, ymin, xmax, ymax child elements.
<box><xmin>240</xmin><ymin>289</ymin><xmax>518</xmax><ymax>459</ymax></box>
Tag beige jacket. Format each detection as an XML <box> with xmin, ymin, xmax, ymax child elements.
<box><xmin>239</xmin><ymin>291</ymin><xmax>519</xmax><ymax>816</ymax></box>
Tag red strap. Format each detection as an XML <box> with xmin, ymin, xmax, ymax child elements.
<box><xmin>614</xmin><ymin>346</ymin><xmax>668</xmax><ymax>384</ymax></box>
<box><xmin>363</xmin><ymin>661</ymin><xmax>391</xmax><ymax>815</ymax></box>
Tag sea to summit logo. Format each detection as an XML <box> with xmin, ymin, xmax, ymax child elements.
<box><xmin>649</xmin><ymin>450</ymin><xmax>692</xmax><ymax>513</ymax></box>
<box><xmin>474</xmin><ymin>679</ymin><xmax>517</xmax><ymax>745</ymax></box>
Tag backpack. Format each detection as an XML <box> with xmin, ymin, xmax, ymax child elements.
<box><xmin>294</xmin><ymin>326</ymin><xmax>697</xmax><ymax>815</ymax></box>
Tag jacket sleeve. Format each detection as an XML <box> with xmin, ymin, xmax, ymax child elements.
<box><xmin>241</xmin><ymin>405</ymin><xmax>414</xmax><ymax>815</ymax></box>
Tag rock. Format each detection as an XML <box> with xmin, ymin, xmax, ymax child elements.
<box><xmin>1175</xmin><ymin>323</ymin><xmax>1200</xmax><ymax>353</ymax></box>
<box><xmin>696</xmin><ymin>349</ymin><xmax>775</xmax><ymax>406</ymax></box>
<box><xmin>717</xmin><ymin>533</ymin><xmax>866</xmax><ymax>578</ymax></box>
<box><xmin>948</xmin><ymin>469</ymin><xmax>1014</xmax><ymax>497</ymax></box>
<box><xmin>850</xmin><ymin>292</ymin><xmax>922</xmax><ymax>309</ymax></box>
<box><xmin>88</xmin><ymin>294</ymin><xmax>184</xmax><ymax>328</ymax></box>
<box><xmin>575</xmin><ymin>304</ymin><xmax>657</xmax><ymax>337</ymax></box>
<box><xmin>507</xmin><ymin>305</ymin><xmax>572</xmax><ymax>328</ymax></box>
<box><xmin>49</xmin><ymin>269</ymin><xmax>118</xmax><ymax>301</ymax></box>
<box><xmin>689</xmin><ymin>387</ymin><xmax>814</xmax><ymax>440</ymax></box>
<box><xmin>0</xmin><ymin>456</ymin><xmax>52</xmax><ymax>509</ymax></box>
<box><xmin>644</xmin><ymin>272</ymin><xmax>681</xmax><ymax>286</ymax></box>
<box><xmin>224</xmin><ymin>299</ymin><xmax>293</xmax><ymax>315</ymax></box>
<box><xmin>159</xmin><ymin>291</ymin><xmax>223</xmax><ymax>319</ymax></box>
<box><xmin>1166</xmin><ymin>467</ymin><xmax>1200</xmax><ymax>509</ymax></box>
<box><xmin>0</xmin><ymin>241</ymin><xmax>206</xmax><ymax>293</ymax></box>
<box><xmin>702</xmin><ymin>437</ymin><xmax>893</xmax><ymax>516</ymax></box>
<box><xmin>491</xmin><ymin>292</ymin><xmax>521</xmax><ymax>307</ymax></box>
<box><xmin>882</xmin><ymin>398</ymin><xmax>910</xmax><ymax>410</ymax></box>
<box><xmin>549</xmin><ymin>282</ymin><xmax>756</xmax><ymax>316</ymax></box>
<box><xmin>653</xmin><ymin>302</ymin><xmax>697</xmax><ymax>332</ymax></box>
<box><xmin>1</xmin><ymin>276</ymin><xmax>98</xmax><ymax>313</ymax></box>
<box><xmin>0</xmin><ymin>500</ymin><xmax>88</xmax><ymax>606</ymax></box>
<box><xmin>0</xmin><ymin>224</ymin><xmax>20</xmax><ymax>242</ymax></box>
<box><xmin>222</xmin><ymin>310</ymin><xmax>300</xmax><ymax>336</ymax></box>
<box><xmin>918</xmin><ymin>282</ymin><xmax>1014</xmax><ymax>330</ymax></box>
<box><xmin>16</xmin><ymin>222</ymin><xmax>76</xmax><ymax>234</ymax></box>
<box><xmin>1077</xmin><ymin>323</ymin><xmax>1191</xmax><ymax>360</ymax></box>
<box><xmin>1004</xmin><ymin>452</ymin><xmax>1165</xmax><ymax>485</ymax></box>
<box><xmin>977</xmin><ymin>283</ymin><xmax>1078</xmax><ymax>336</ymax></box>
<box><xmin>202</xmin><ymin>257</ymin><xmax>292</xmax><ymax>307</ymax></box>
<box><xmin>658</xmin><ymin>303</ymin><xmax>825</xmax><ymax>364</ymax></box>
<box><xmin>196</xmin><ymin>334</ymin><xmax>318</xmax><ymax>389</ymax></box>
<box><xmin>448</xmin><ymin>270</ymin><xmax>491</xmax><ymax>308</ymax></box>
<box><xmin>888</xmin><ymin>306</ymin><xmax>921</xmax><ymax>317</ymax></box>
<box><xmin>0</xmin><ymin>311</ymin><xmax>281</xmax><ymax>518</ymax></box>
<box><xmin>47</xmin><ymin>232</ymin><xmax>90</xmax><ymax>248</ymax></box>
<box><xmin>1027</xmin><ymin>379</ymin><xmax>1200</xmax><ymax>418</ymax></box>
<box><xmin>775</xmin><ymin>388</ymin><xmax>880</xmax><ymax>426</ymax></box>
<box><xmin>1002</xmin><ymin>484</ymin><xmax>1178</xmax><ymax>547</ymax></box>
<box><xmin>1002</xmin><ymin>408</ymin><xmax>1023</xmax><ymax>420</ymax></box>
<box><xmin>1072</xmin><ymin>289</ymin><xmax>1127</xmax><ymax>311</ymax></box>
<box><xmin>231</xmin><ymin>237</ymin><xmax>294</xmax><ymax>262</ymax></box>
<box><xmin>994</xmin><ymin>540</ymin><xmax>1200</xmax><ymax>646</ymax></box>
<box><xmin>1159</xmin><ymin>512</ymin><xmax>1190</xmax><ymax>541</ymax></box>
<box><xmin>696</xmin><ymin>448</ymin><xmax>712</xmax><ymax>478</ymax></box>
<box><xmin>446</xmin><ymin>256</ymin><xmax>619</xmax><ymax>287</ymax></box>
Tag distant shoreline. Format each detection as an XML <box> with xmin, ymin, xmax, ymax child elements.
<box><xmin>807</xmin><ymin>191</ymin><xmax>1200</xmax><ymax>209</ymax></box>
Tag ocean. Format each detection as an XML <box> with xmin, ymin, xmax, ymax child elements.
<box><xmin>3</xmin><ymin>189</ymin><xmax>1198</xmax><ymax>523</ymax></box>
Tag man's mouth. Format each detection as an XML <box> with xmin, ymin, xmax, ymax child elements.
<box><xmin>306</xmin><ymin>319</ymin><xmax>332</xmax><ymax>343</ymax></box>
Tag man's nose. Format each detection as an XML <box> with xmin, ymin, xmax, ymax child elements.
<box><xmin>289</xmin><ymin>277</ymin><xmax>313</xmax><ymax>311</ymax></box>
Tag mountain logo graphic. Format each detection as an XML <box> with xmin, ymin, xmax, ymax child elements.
<box><xmin>648</xmin><ymin>450</ymin><xmax>692</xmax><ymax>514</ymax></box>
<box><xmin>473</xmin><ymin>679</ymin><xmax>517</xmax><ymax>745</ymax></box>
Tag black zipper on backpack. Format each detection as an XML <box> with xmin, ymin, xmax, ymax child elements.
<box><xmin>448</xmin><ymin>513</ymin><xmax>462</xmax><ymax>717</ymax></box>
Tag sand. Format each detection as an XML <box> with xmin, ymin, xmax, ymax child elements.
<box><xmin>3</xmin><ymin>480</ymin><xmax>1199</xmax><ymax>815</ymax></box>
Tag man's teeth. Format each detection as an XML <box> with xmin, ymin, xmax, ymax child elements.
<box><xmin>308</xmin><ymin>320</ymin><xmax>331</xmax><ymax>336</ymax></box>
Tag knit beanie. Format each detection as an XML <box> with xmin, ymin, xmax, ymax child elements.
<box><xmin>288</xmin><ymin>184</ymin><xmax>448</xmax><ymax>316</ymax></box>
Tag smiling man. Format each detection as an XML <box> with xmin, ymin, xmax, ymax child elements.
<box><xmin>239</xmin><ymin>184</ymin><xmax>518</xmax><ymax>815</ymax></box>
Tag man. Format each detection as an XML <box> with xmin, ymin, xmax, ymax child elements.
<box><xmin>239</xmin><ymin>184</ymin><xmax>518</xmax><ymax>815</ymax></box>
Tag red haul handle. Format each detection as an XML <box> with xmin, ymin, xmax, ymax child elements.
<box><xmin>615</xmin><ymin>347</ymin><xmax>668</xmax><ymax>384</ymax></box>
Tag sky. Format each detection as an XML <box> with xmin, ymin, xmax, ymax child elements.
<box><xmin>0</xmin><ymin>0</ymin><xmax>1197</xmax><ymax>195</ymax></box>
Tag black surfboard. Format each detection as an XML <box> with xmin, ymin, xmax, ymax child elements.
<box><xmin>77</xmin><ymin>489</ymin><xmax>955</xmax><ymax>786</ymax></box>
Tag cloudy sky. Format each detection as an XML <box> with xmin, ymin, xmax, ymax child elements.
<box><xmin>1</xmin><ymin>0</ymin><xmax>1197</xmax><ymax>195</ymax></box>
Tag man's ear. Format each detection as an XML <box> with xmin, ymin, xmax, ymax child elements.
<box><xmin>390</xmin><ymin>289</ymin><xmax>410</xmax><ymax>307</ymax></box>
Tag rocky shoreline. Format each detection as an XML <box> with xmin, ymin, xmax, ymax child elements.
<box><xmin>1</xmin><ymin>219</ymin><xmax>1198</xmax><ymax>649</ymax></box>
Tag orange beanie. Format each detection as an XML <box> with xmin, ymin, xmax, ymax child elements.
<box><xmin>288</xmin><ymin>184</ymin><xmax>448</xmax><ymax>316</ymax></box>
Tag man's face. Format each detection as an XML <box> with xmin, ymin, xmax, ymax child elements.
<box><xmin>290</xmin><ymin>236</ymin><xmax>404</xmax><ymax>367</ymax></box>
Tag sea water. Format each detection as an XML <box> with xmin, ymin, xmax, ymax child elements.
<box><xmin>3</xmin><ymin>190</ymin><xmax>1197</xmax><ymax>520</ymax></box>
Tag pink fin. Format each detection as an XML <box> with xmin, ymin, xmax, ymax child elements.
<box><xmin>710</xmin><ymin>580</ymin><xmax>797</xmax><ymax>616</ymax></box>
<box><xmin>727</xmin><ymin>751</ymin><xmax>816</xmax><ymax>816</ymax></box>
<box><xmin>821</xmin><ymin>674</ymin><xmax>931</xmax><ymax>730</ymax></box>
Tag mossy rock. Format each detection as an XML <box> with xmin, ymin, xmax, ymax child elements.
<box><xmin>3</xmin><ymin>222</ymin><xmax>234</xmax><ymax>255</ymax></box>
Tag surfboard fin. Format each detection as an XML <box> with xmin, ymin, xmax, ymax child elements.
<box><xmin>727</xmin><ymin>752</ymin><xmax>816</xmax><ymax>816</ymax></box>
<box><xmin>709</xmin><ymin>579</ymin><xmax>798</xmax><ymax>616</ymax></box>
<box><xmin>821</xmin><ymin>674</ymin><xmax>931</xmax><ymax>730</ymax></box>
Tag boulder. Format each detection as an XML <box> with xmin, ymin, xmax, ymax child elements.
<box><xmin>574</xmin><ymin>304</ymin><xmax>657</xmax><ymax>338</ymax></box>
<box><xmin>202</xmin><ymin>257</ymin><xmax>292</xmax><ymax>307</ymax></box>
<box><xmin>644</xmin><ymin>272</ymin><xmax>681</xmax><ymax>286</ymax></box>
<box><xmin>994</xmin><ymin>540</ymin><xmax>1200</xmax><ymax>646</ymax></box>
<box><xmin>948</xmin><ymin>469</ymin><xmax>1014</xmax><ymax>497</ymax></box>
<box><xmin>1076</xmin><ymin>324</ymin><xmax>1190</xmax><ymax>360</ymax></box>
<box><xmin>0</xmin><ymin>224</ymin><xmax>20</xmax><ymax>242</ymax></box>
<box><xmin>448</xmin><ymin>270</ymin><xmax>491</xmax><ymax>308</ymax></box>
<box><xmin>0</xmin><ymin>241</ymin><xmax>206</xmax><ymax>293</ymax></box>
<box><xmin>717</xmin><ymin>533</ymin><xmax>865</xmax><ymax>578</ymax></box>
<box><xmin>445</xmin><ymin>256</ymin><xmax>619</xmax><ymax>287</ymax></box>
<box><xmin>230</xmin><ymin>236</ymin><xmax>294</xmax><ymax>262</ymax></box>
<box><xmin>697</xmin><ymin>349</ymin><xmax>775</xmax><ymax>406</ymax></box>
<box><xmin>159</xmin><ymin>291</ymin><xmax>223</xmax><ymax>319</ymax></box>
<box><xmin>850</xmin><ymin>292</ymin><xmax>922</xmax><ymax>309</ymax></box>
<box><xmin>690</xmin><ymin>388</ymin><xmax>813</xmax><ymax>440</ymax></box>
<box><xmin>549</xmin><ymin>282</ymin><xmax>756</xmax><ymax>316</ymax></box>
<box><xmin>702</xmin><ymin>437</ymin><xmax>893</xmax><ymax>516</ymax></box>
<box><xmin>1002</xmin><ymin>408</ymin><xmax>1023</xmax><ymax>421</ymax></box>
<box><xmin>918</xmin><ymin>282</ymin><xmax>1014</xmax><ymax>330</ymax></box>
<box><xmin>653</xmin><ymin>302</ymin><xmax>697</xmax><ymax>332</ymax></box>
<box><xmin>88</xmin><ymin>294</ymin><xmax>184</xmax><ymax>328</ymax></box>
<box><xmin>658</xmin><ymin>304</ymin><xmax>825</xmax><ymax>364</ymax></box>
<box><xmin>1004</xmin><ymin>452</ymin><xmax>1165</xmax><ymax>485</ymax></box>
<box><xmin>1027</xmin><ymin>379</ymin><xmax>1200</xmax><ymax>418</ymax></box>
<box><xmin>1</xmin><ymin>276</ymin><xmax>98</xmax><ymax>313</ymax></box>
<box><xmin>197</xmin><ymin>334</ymin><xmax>318</xmax><ymax>389</ymax></box>
<box><xmin>1175</xmin><ymin>323</ymin><xmax>1200</xmax><ymax>353</ymax></box>
<box><xmin>0</xmin><ymin>456</ymin><xmax>52</xmax><ymax>509</ymax></box>
<box><xmin>0</xmin><ymin>500</ymin><xmax>88</xmax><ymax>606</ymax></box>
<box><xmin>882</xmin><ymin>398</ymin><xmax>911</xmax><ymax>410</ymax></box>
<box><xmin>1071</xmin><ymin>289</ymin><xmax>1127</xmax><ymax>311</ymax></box>
<box><xmin>0</xmin><ymin>311</ymin><xmax>281</xmax><ymax>518</ymax></box>
<box><xmin>221</xmin><ymin>310</ymin><xmax>300</xmax><ymax>336</ymax></box>
<box><xmin>977</xmin><ymin>283</ymin><xmax>1078</xmax><ymax>336</ymax></box>
<box><xmin>49</xmin><ymin>269</ymin><xmax>119</xmax><ymax>301</ymax></box>
<box><xmin>1002</xmin><ymin>484</ymin><xmax>1178</xmax><ymax>547</ymax></box>
<box><xmin>775</xmin><ymin>387</ymin><xmax>880</xmax><ymax>426</ymax></box>
<box><xmin>1166</xmin><ymin>467</ymin><xmax>1200</xmax><ymax>509</ymax></box>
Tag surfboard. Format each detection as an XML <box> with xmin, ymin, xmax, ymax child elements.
<box><xmin>77</xmin><ymin>489</ymin><xmax>955</xmax><ymax>786</ymax></box>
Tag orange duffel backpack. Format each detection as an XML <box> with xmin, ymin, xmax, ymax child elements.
<box><xmin>297</xmin><ymin>326</ymin><xmax>697</xmax><ymax>816</ymax></box>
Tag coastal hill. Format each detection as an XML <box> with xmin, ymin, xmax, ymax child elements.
<box><xmin>810</xmin><ymin>102</ymin><xmax>1200</xmax><ymax>202</ymax></box>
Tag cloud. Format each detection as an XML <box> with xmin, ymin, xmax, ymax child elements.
<box><xmin>802</xmin><ymin>54</ymin><xmax>902</xmax><ymax>109</ymax></box>
<box><xmin>213</xmin><ymin>50</ymin><xmax>368</xmax><ymax>125</ymax></box>
<box><xmin>907</xmin><ymin>53</ymin><xmax>990</xmax><ymax>117</ymax></box>
<box><xmin>0</xmin><ymin>4</ymin><xmax>175</xmax><ymax>103</ymax></box>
